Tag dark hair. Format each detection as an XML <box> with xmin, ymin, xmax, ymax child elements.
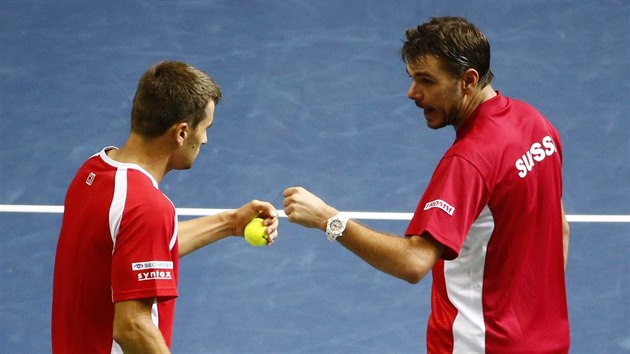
<box><xmin>131</xmin><ymin>61</ymin><xmax>222</xmax><ymax>138</ymax></box>
<box><xmin>401</xmin><ymin>17</ymin><xmax>494</xmax><ymax>87</ymax></box>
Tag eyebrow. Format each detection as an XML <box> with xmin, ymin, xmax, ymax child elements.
<box><xmin>406</xmin><ymin>65</ymin><xmax>432</xmax><ymax>78</ymax></box>
<box><xmin>408</xmin><ymin>70</ymin><xmax>435</xmax><ymax>80</ymax></box>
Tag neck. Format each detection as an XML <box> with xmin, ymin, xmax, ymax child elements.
<box><xmin>454</xmin><ymin>85</ymin><xmax>497</xmax><ymax>130</ymax></box>
<box><xmin>108</xmin><ymin>133</ymin><xmax>172</xmax><ymax>184</ymax></box>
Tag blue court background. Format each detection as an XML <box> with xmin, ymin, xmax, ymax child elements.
<box><xmin>1</xmin><ymin>1</ymin><xmax>629</xmax><ymax>353</ymax></box>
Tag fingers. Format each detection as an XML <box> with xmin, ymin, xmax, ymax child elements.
<box><xmin>265</xmin><ymin>223</ymin><xmax>279</xmax><ymax>245</ymax></box>
<box><xmin>248</xmin><ymin>199</ymin><xmax>278</xmax><ymax>219</ymax></box>
<box><xmin>282</xmin><ymin>187</ymin><xmax>302</xmax><ymax>218</ymax></box>
<box><xmin>282</xmin><ymin>186</ymin><xmax>334</xmax><ymax>230</ymax></box>
<box><xmin>263</xmin><ymin>212</ymin><xmax>279</xmax><ymax>245</ymax></box>
<box><xmin>282</xmin><ymin>186</ymin><xmax>304</xmax><ymax>221</ymax></box>
<box><xmin>283</xmin><ymin>186</ymin><xmax>304</xmax><ymax>196</ymax></box>
<box><xmin>239</xmin><ymin>199</ymin><xmax>279</xmax><ymax>245</ymax></box>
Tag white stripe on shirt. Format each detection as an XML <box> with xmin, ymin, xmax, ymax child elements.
<box><xmin>444</xmin><ymin>206</ymin><xmax>494</xmax><ymax>353</ymax></box>
<box><xmin>109</xmin><ymin>168</ymin><xmax>128</xmax><ymax>250</ymax></box>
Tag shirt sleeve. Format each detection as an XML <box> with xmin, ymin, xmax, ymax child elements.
<box><xmin>405</xmin><ymin>155</ymin><xmax>489</xmax><ymax>260</ymax></box>
<box><xmin>111</xmin><ymin>196</ymin><xmax>178</xmax><ymax>303</ymax></box>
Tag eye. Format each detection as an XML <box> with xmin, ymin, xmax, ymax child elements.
<box><xmin>413</xmin><ymin>75</ymin><xmax>434</xmax><ymax>85</ymax></box>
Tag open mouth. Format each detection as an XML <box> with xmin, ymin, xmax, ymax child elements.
<box><xmin>416</xmin><ymin>102</ymin><xmax>434</xmax><ymax>114</ymax></box>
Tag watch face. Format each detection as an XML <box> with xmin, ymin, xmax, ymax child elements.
<box><xmin>330</xmin><ymin>219</ymin><xmax>343</xmax><ymax>232</ymax></box>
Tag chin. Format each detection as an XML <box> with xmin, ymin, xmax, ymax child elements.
<box><xmin>172</xmin><ymin>162</ymin><xmax>194</xmax><ymax>170</ymax></box>
<box><xmin>426</xmin><ymin>120</ymin><xmax>448</xmax><ymax>130</ymax></box>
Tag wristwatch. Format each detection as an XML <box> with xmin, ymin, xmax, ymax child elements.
<box><xmin>326</xmin><ymin>214</ymin><xmax>349</xmax><ymax>241</ymax></box>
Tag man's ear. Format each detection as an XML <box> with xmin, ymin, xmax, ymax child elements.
<box><xmin>174</xmin><ymin>122</ymin><xmax>188</xmax><ymax>147</ymax></box>
<box><xmin>462</xmin><ymin>68</ymin><xmax>480</xmax><ymax>91</ymax></box>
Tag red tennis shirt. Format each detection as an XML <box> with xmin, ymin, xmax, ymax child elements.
<box><xmin>52</xmin><ymin>147</ymin><xmax>179</xmax><ymax>353</ymax></box>
<box><xmin>406</xmin><ymin>92</ymin><xmax>570</xmax><ymax>353</ymax></box>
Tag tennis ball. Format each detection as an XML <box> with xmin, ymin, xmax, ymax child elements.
<box><xmin>244</xmin><ymin>218</ymin><xmax>269</xmax><ymax>247</ymax></box>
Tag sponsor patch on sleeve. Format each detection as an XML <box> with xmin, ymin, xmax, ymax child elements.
<box><xmin>131</xmin><ymin>261</ymin><xmax>173</xmax><ymax>270</ymax></box>
<box><xmin>423</xmin><ymin>199</ymin><xmax>455</xmax><ymax>216</ymax></box>
<box><xmin>131</xmin><ymin>261</ymin><xmax>174</xmax><ymax>282</ymax></box>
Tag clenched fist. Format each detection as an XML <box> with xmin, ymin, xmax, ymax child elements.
<box><xmin>282</xmin><ymin>187</ymin><xmax>339</xmax><ymax>230</ymax></box>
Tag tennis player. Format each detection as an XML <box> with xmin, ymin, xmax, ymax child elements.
<box><xmin>52</xmin><ymin>61</ymin><xmax>279</xmax><ymax>353</ymax></box>
<box><xmin>284</xmin><ymin>17</ymin><xmax>570</xmax><ymax>353</ymax></box>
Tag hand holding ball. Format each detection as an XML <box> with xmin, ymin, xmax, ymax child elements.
<box><xmin>244</xmin><ymin>218</ymin><xmax>269</xmax><ymax>247</ymax></box>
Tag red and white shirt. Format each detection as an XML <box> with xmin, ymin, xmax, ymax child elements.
<box><xmin>406</xmin><ymin>93</ymin><xmax>570</xmax><ymax>353</ymax></box>
<box><xmin>52</xmin><ymin>147</ymin><xmax>179</xmax><ymax>354</ymax></box>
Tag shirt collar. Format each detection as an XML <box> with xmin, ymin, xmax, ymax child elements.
<box><xmin>455</xmin><ymin>91</ymin><xmax>506</xmax><ymax>139</ymax></box>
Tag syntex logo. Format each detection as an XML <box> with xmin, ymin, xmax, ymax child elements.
<box><xmin>137</xmin><ymin>270</ymin><xmax>173</xmax><ymax>281</ymax></box>
<box><xmin>131</xmin><ymin>260</ymin><xmax>174</xmax><ymax>282</ymax></box>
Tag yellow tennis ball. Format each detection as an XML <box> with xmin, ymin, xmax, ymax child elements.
<box><xmin>244</xmin><ymin>218</ymin><xmax>269</xmax><ymax>247</ymax></box>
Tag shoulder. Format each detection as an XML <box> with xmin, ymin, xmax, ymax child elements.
<box><xmin>126</xmin><ymin>171</ymin><xmax>173</xmax><ymax>210</ymax></box>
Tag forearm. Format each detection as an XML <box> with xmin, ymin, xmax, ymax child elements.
<box><xmin>178</xmin><ymin>211</ymin><xmax>236</xmax><ymax>257</ymax></box>
<box><xmin>561</xmin><ymin>201</ymin><xmax>570</xmax><ymax>270</ymax></box>
<box><xmin>337</xmin><ymin>221</ymin><xmax>441</xmax><ymax>284</ymax></box>
<box><xmin>562</xmin><ymin>230</ymin><xmax>569</xmax><ymax>270</ymax></box>
<box><xmin>113</xmin><ymin>300</ymin><xmax>170</xmax><ymax>354</ymax></box>
<box><xmin>115</xmin><ymin>323</ymin><xmax>170</xmax><ymax>354</ymax></box>
<box><xmin>282</xmin><ymin>187</ymin><xmax>441</xmax><ymax>283</ymax></box>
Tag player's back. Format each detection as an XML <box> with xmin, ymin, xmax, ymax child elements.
<box><xmin>450</xmin><ymin>94</ymin><xmax>569</xmax><ymax>352</ymax></box>
<box><xmin>52</xmin><ymin>153</ymin><xmax>118</xmax><ymax>354</ymax></box>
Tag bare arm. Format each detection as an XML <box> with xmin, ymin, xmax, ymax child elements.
<box><xmin>338</xmin><ymin>221</ymin><xmax>443</xmax><ymax>284</ymax></box>
<box><xmin>283</xmin><ymin>186</ymin><xmax>442</xmax><ymax>284</ymax></box>
<box><xmin>178</xmin><ymin>200</ymin><xmax>279</xmax><ymax>257</ymax></box>
<box><xmin>561</xmin><ymin>200</ymin><xmax>570</xmax><ymax>270</ymax></box>
<box><xmin>113</xmin><ymin>299</ymin><xmax>170</xmax><ymax>354</ymax></box>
